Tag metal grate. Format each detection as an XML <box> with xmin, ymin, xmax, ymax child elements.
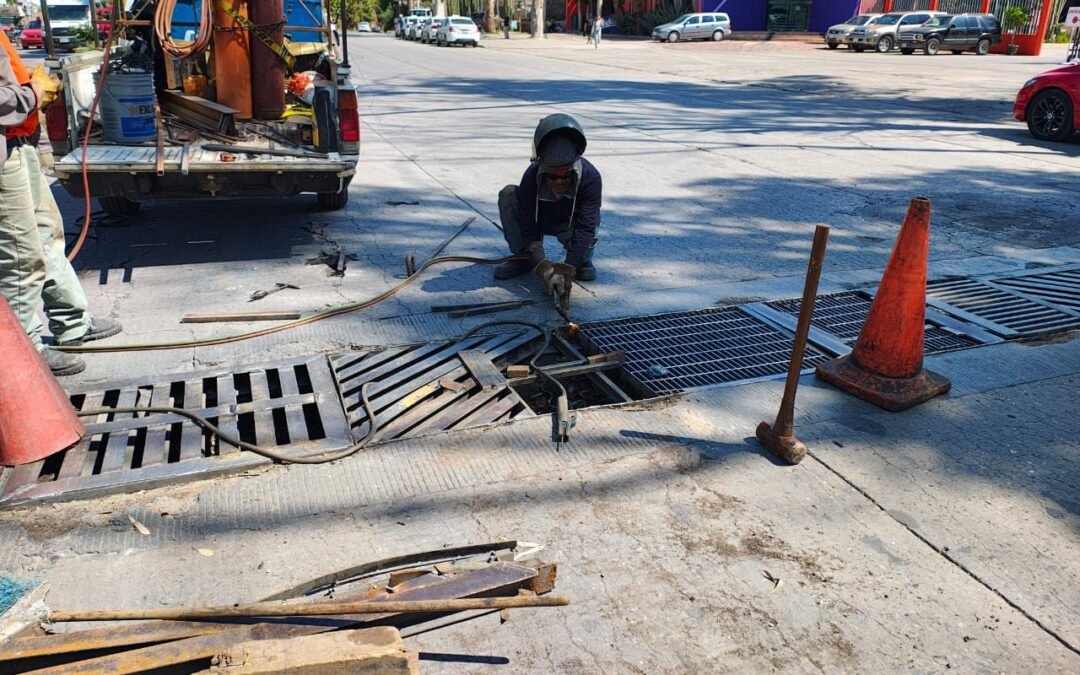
<box><xmin>0</xmin><ymin>355</ymin><xmax>354</xmax><ymax>508</ymax></box>
<box><xmin>578</xmin><ymin>307</ymin><xmax>831</xmax><ymax>395</ymax></box>
<box><xmin>988</xmin><ymin>265</ymin><xmax>1080</xmax><ymax>314</ymax></box>
<box><xmin>768</xmin><ymin>291</ymin><xmax>981</xmax><ymax>355</ymax></box>
<box><xmin>333</xmin><ymin>330</ymin><xmax>540</xmax><ymax>443</ymax></box>
<box><xmin>927</xmin><ymin>278</ymin><xmax>1080</xmax><ymax>337</ymax></box>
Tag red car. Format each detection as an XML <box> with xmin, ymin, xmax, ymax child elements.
<box><xmin>19</xmin><ymin>19</ymin><xmax>42</xmax><ymax>49</ymax></box>
<box><xmin>1014</xmin><ymin>63</ymin><xmax>1080</xmax><ymax>142</ymax></box>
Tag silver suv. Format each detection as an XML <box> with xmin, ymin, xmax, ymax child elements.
<box><xmin>848</xmin><ymin>11</ymin><xmax>945</xmax><ymax>53</ymax></box>
<box><xmin>652</xmin><ymin>13</ymin><xmax>731</xmax><ymax>43</ymax></box>
<box><xmin>825</xmin><ymin>14</ymin><xmax>880</xmax><ymax>49</ymax></box>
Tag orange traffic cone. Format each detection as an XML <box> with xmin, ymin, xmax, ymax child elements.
<box><xmin>0</xmin><ymin>295</ymin><xmax>84</xmax><ymax>466</ymax></box>
<box><xmin>815</xmin><ymin>197</ymin><xmax>950</xmax><ymax>411</ymax></box>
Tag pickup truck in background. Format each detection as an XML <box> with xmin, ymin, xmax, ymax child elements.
<box><xmin>46</xmin><ymin>3</ymin><xmax>358</xmax><ymax>217</ymax></box>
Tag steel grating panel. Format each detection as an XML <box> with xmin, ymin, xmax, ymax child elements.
<box><xmin>578</xmin><ymin>307</ymin><xmax>831</xmax><ymax>395</ymax></box>
<box><xmin>333</xmin><ymin>330</ymin><xmax>541</xmax><ymax>443</ymax></box>
<box><xmin>987</xmin><ymin>265</ymin><xmax>1080</xmax><ymax>314</ymax></box>
<box><xmin>767</xmin><ymin>292</ymin><xmax>981</xmax><ymax>355</ymax></box>
<box><xmin>927</xmin><ymin>278</ymin><xmax>1080</xmax><ymax>337</ymax></box>
<box><xmin>0</xmin><ymin>355</ymin><xmax>354</xmax><ymax>508</ymax></box>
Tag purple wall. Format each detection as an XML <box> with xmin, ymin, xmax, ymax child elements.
<box><xmin>699</xmin><ymin>0</ymin><xmax>864</xmax><ymax>33</ymax></box>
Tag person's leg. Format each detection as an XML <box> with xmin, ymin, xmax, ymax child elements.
<box><xmin>0</xmin><ymin>145</ymin><xmax>48</xmax><ymax>350</ymax></box>
<box><xmin>22</xmin><ymin>147</ymin><xmax>91</xmax><ymax>344</ymax></box>
<box><xmin>494</xmin><ymin>184</ymin><xmax>533</xmax><ymax>279</ymax></box>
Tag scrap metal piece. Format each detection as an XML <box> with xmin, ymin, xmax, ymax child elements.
<box><xmin>457</xmin><ymin>349</ymin><xmax>506</xmax><ymax>391</ymax></box>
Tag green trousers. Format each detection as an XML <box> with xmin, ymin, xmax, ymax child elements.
<box><xmin>0</xmin><ymin>144</ymin><xmax>89</xmax><ymax>349</ymax></box>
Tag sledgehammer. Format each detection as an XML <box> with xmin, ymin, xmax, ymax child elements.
<box><xmin>756</xmin><ymin>224</ymin><xmax>830</xmax><ymax>465</ymax></box>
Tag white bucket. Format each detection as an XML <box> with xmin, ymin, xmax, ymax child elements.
<box><xmin>98</xmin><ymin>71</ymin><xmax>157</xmax><ymax>144</ymax></box>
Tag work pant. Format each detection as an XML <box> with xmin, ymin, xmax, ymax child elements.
<box><xmin>0</xmin><ymin>144</ymin><xmax>89</xmax><ymax>349</ymax></box>
<box><xmin>498</xmin><ymin>184</ymin><xmax>596</xmax><ymax>263</ymax></box>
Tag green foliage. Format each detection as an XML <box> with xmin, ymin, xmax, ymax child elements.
<box><xmin>1051</xmin><ymin>26</ymin><xmax>1071</xmax><ymax>43</ymax></box>
<box><xmin>73</xmin><ymin>25</ymin><xmax>97</xmax><ymax>47</ymax></box>
<box><xmin>1001</xmin><ymin>5</ymin><xmax>1031</xmax><ymax>33</ymax></box>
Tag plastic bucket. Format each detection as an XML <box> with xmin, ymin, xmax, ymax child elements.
<box><xmin>98</xmin><ymin>71</ymin><xmax>157</xmax><ymax>143</ymax></box>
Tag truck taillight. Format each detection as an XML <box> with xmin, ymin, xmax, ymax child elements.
<box><xmin>45</xmin><ymin>95</ymin><xmax>67</xmax><ymax>142</ymax></box>
<box><xmin>338</xmin><ymin>90</ymin><xmax>359</xmax><ymax>143</ymax></box>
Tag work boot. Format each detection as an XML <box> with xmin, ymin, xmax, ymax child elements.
<box><xmin>42</xmin><ymin>349</ymin><xmax>86</xmax><ymax>377</ymax></box>
<box><xmin>576</xmin><ymin>261</ymin><xmax>596</xmax><ymax>282</ymax></box>
<box><xmin>493</xmin><ymin>258</ymin><xmax>532</xmax><ymax>280</ymax></box>
<box><xmin>56</xmin><ymin>317</ymin><xmax>122</xmax><ymax>347</ymax></box>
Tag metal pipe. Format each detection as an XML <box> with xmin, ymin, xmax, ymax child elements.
<box><xmin>339</xmin><ymin>0</ymin><xmax>350</xmax><ymax>67</ymax></box>
<box><xmin>40</xmin><ymin>0</ymin><xmax>56</xmax><ymax>59</ymax></box>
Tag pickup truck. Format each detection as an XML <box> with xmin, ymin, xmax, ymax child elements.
<box><xmin>46</xmin><ymin>5</ymin><xmax>358</xmax><ymax>217</ymax></box>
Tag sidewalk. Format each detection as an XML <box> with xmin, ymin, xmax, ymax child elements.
<box><xmin>2</xmin><ymin>336</ymin><xmax>1077</xmax><ymax>671</ymax></box>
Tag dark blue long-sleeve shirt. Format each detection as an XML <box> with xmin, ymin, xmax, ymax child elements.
<box><xmin>515</xmin><ymin>157</ymin><xmax>602</xmax><ymax>268</ymax></box>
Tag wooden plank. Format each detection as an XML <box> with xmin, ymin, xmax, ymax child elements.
<box><xmin>215</xmin><ymin>374</ymin><xmax>240</xmax><ymax>455</ymax></box>
<box><xmin>276</xmin><ymin>365</ymin><xmax>308</xmax><ymax>445</ymax></box>
<box><xmin>246</xmin><ymin>370</ymin><xmax>275</xmax><ymax>448</ymax></box>
<box><xmin>99</xmin><ymin>388</ymin><xmax>138</xmax><ymax>474</ymax></box>
<box><xmin>139</xmin><ymin>384</ymin><xmax>173</xmax><ymax>468</ymax></box>
<box><xmin>458</xmin><ymin>349</ymin><xmax>506</xmax><ymax>391</ymax></box>
<box><xmin>178</xmin><ymin>379</ymin><xmax>205</xmax><ymax>462</ymax></box>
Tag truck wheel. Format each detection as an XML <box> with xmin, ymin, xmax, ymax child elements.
<box><xmin>98</xmin><ymin>196</ymin><xmax>140</xmax><ymax>217</ymax></box>
<box><xmin>924</xmin><ymin>37</ymin><xmax>941</xmax><ymax>55</ymax></box>
<box><xmin>875</xmin><ymin>35</ymin><xmax>893</xmax><ymax>53</ymax></box>
<box><xmin>975</xmin><ymin>38</ymin><xmax>990</xmax><ymax>55</ymax></box>
<box><xmin>317</xmin><ymin>190</ymin><xmax>348</xmax><ymax>211</ymax></box>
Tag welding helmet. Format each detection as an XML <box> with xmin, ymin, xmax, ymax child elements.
<box><xmin>531</xmin><ymin>114</ymin><xmax>587</xmax><ymax>163</ymax></box>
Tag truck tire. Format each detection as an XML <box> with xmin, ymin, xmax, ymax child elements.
<box><xmin>875</xmin><ymin>35</ymin><xmax>893</xmax><ymax>53</ymax></box>
<box><xmin>924</xmin><ymin>37</ymin><xmax>941</xmax><ymax>55</ymax></box>
<box><xmin>98</xmin><ymin>196</ymin><xmax>140</xmax><ymax>217</ymax></box>
<box><xmin>317</xmin><ymin>190</ymin><xmax>348</xmax><ymax>210</ymax></box>
<box><xmin>975</xmin><ymin>38</ymin><xmax>990</xmax><ymax>55</ymax></box>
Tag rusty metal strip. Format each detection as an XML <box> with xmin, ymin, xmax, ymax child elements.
<box><xmin>457</xmin><ymin>349</ymin><xmax>506</xmax><ymax>391</ymax></box>
<box><xmin>332</xmin><ymin>346</ymin><xmax>413</xmax><ymax>387</ymax></box>
<box><xmin>450</xmin><ymin>393</ymin><xmax>521</xmax><ymax>429</ymax></box>
<box><xmin>140</xmin><ymin>383</ymin><xmax>173</xmax><ymax>467</ymax></box>
<box><xmin>424</xmin><ymin>384</ymin><xmax>511</xmax><ymax>433</ymax></box>
<box><xmin>214</xmin><ymin>373</ymin><xmax>239</xmax><ymax>455</ymax></box>
<box><xmin>0</xmin><ymin>621</ymin><xmax>240</xmax><ymax>662</ymax></box>
<box><xmin>375</xmin><ymin>380</ymin><xmax>473</xmax><ymax>441</ymax></box>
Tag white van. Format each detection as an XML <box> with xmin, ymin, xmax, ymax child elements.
<box><xmin>45</xmin><ymin>0</ymin><xmax>92</xmax><ymax>51</ymax></box>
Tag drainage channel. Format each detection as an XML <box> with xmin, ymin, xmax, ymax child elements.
<box><xmin>3</xmin><ymin>264</ymin><xmax>1078</xmax><ymax>508</ymax></box>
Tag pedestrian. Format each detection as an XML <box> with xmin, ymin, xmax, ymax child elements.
<box><xmin>591</xmin><ymin>17</ymin><xmax>602</xmax><ymax>48</ymax></box>
<box><xmin>493</xmin><ymin>114</ymin><xmax>601</xmax><ymax>291</ymax></box>
<box><xmin>585</xmin><ymin>18</ymin><xmax>593</xmax><ymax>44</ymax></box>
<box><xmin>0</xmin><ymin>32</ymin><xmax>120</xmax><ymax>376</ymax></box>
<box><xmin>503</xmin><ymin>14</ymin><xmax>510</xmax><ymax>39</ymax></box>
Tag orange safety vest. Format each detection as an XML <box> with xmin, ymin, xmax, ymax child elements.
<box><xmin>0</xmin><ymin>31</ymin><xmax>39</xmax><ymax>140</ymax></box>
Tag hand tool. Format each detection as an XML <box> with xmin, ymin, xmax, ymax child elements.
<box><xmin>756</xmin><ymin>224</ymin><xmax>829</xmax><ymax>465</ymax></box>
<box><xmin>249</xmin><ymin>283</ymin><xmax>299</xmax><ymax>302</ymax></box>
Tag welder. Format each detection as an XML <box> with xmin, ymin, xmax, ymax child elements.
<box><xmin>493</xmin><ymin>114</ymin><xmax>601</xmax><ymax>301</ymax></box>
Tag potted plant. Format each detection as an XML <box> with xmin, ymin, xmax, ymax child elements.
<box><xmin>1001</xmin><ymin>5</ymin><xmax>1032</xmax><ymax>55</ymax></box>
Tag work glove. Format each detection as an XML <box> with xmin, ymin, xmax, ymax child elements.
<box><xmin>526</xmin><ymin>240</ymin><xmax>546</xmax><ymax>266</ymax></box>
<box><xmin>30</xmin><ymin>65</ymin><xmax>60</xmax><ymax>110</ymax></box>
<box><xmin>534</xmin><ymin>259</ymin><xmax>573</xmax><ymax>297</ymax></box>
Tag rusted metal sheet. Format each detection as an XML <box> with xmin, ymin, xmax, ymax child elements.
<box><xmin>0</xmin><ymin>621</ymin><xmax>239</xmax><ymax>661</ymax></box>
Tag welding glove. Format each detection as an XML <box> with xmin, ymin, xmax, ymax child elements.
<box><xmin>534</xmin><ymin>259</ymin><xmax>573</xmax><ymax>297</ymax></box>
<box><xmin>30</xmin><ymin>65</ymin><xmax>60</xmax><ymax>109</ymax></box>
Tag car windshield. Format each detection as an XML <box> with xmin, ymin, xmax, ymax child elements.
<box><xmin>872</xmin><ymin>14</ymin><xmax>901</xmax><ymax>25</ymax></box>
<box><xmin>848</xmin><ymin>15</ymin><xmax>873</xmax><ymax>25</ymax></box>
<box><xmin>921</xmin><ymin>16</ymin><xmax>950</xmax><ymax>27</ymax></box>
<box><xmin>671</xmin><ymin>14</ymin><xmax>693</xmax><ymax>24</ymax></box>
<box><xmin>49</xmin><ymin>6</ymin><xmax>89</xmax><ymax>21</ymax></box>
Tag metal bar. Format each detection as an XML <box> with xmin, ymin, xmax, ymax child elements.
<box><xmin>552</xmin><ymin>334</ymin><xmax>633</xmax><ymax>403</ymax></box>
<box><xmin>424</xmin><ymin>385</ymin><xmax>510</xmax><ymax>432</ymax></box>
<box><xmin>247</xmin><ymin>370</ymin><xmax>275</xmax><ymax>447</ymax></box>
<box><xmin>99</xmin><ymin>389</ymin><xmax>139</xmax><ymax>473</ymax></box>
<box><xmin>140</xmin><ymin>383</ymin><xmax>173</xmax><ymax>467</ymax></box>
<box><xmin>303</xmin><ymin>357</ymin><xmax>354</xmax><ymax>445</ymax></box>
<box><xmin>276</xmin><ymin>366</ymin><xmax>307</xmax><ymax>446</ymax></box>
<box><xmin>450</xmin><ymin>394</ymin><xmax>520</xmax><ymax>429</ymax></box>
<box><xmin>418</xmin><ymin>216</ymin><xmax>476</xmax><ymax>268</ymax></box>
<box><xmin>178</xmin><ymin>379</ymin><xmax>205</xmax><ymax>461</ymax></box>
<box><xmin>742</xmin><ymin>302</ymin><xmax>851</xmax><ymax>356</ymax></box>
<box><xmin>0</xmin><ymin>622</ymin><xmax>240</xmax><ymax>661</ymax></box>
<box><xmin>214</xmin><ymin>375</ymin><xmax>240</xmax><ymax>455</ymax></box>
<box><xmin>180</xmin><ymin>311</ymin><xmax>302</xmax><ymax>323</ymax></box>
<box><xmin>79</xmin><ymin>394</ymin><xmax>318</xmax><ymax>437</ymax></box>
<box><xmin>376</xmin><ymin>381</ymin><xmax>473</xmax><ymax>440</ymax></box>
<box><xmin>57</xmin><ymin>391</ymin><xmax>109</xmax><ymax>480</ymax></box>
<box><xmin>506</xmin><ymin>354</ymin><xmax>625</xmax><ymax>387</ymax></box>
<box><xmin>333</xmin><ymin>346</ymin><xmax>413</xmax><ymax>386</ymax></box>
<box><xmin>458</xmin><ymin>349</ymin><xmax>506</xmax><ymax>391</ymax></box>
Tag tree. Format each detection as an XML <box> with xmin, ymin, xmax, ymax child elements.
<box><xmin>485</xmin><ymin>0</ymin><xmax>496</xmax><ymax>33</ymax></box>
<box><xmin>1001</xmin><ymin>5</ymin><xmax>1032</xmax><ymax>50</ymax></box>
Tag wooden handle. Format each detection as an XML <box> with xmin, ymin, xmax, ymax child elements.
<box><xmin>49</xmin><ymin>594</ymin><xmax>571</xmax><ymax>622</ymax></box>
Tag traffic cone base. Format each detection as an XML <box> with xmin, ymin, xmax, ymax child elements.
<box><xmin>816</xmin><ymin>353</ymin><xmax>951</xmax><ymax>412</ymax></box>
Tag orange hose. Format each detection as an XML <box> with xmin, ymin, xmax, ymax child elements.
<box><xmin>154</xmin><ymin>0</ymin><xmax>212</xmax><ymax>59</ymax></box>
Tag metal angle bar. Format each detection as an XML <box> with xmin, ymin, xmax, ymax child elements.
<box><xmin>425</xmin><ymin>385</ymin><xmax>514</xmax><ymax>432</ymax></box>
<box><xmin>924</xmin><ymin>297</ymin><xmax>1019</xmax><ymax>337</ymax></box>
<box><xmin>57</xmin><ymin>390</ymin><xmax>109</xmax><ymax>480</ymax></box>
<box><xmin>552</xmin><ymin>335</ymin><xmax>633</xmax><ymax>403</ymax></box>
<box><xmin>741</xmin><ymin>303</ymin><xmax>851</xmax><ymax>356</ymax></box>
<box><xmin>141</xmin><ymin>383</ymin><xmax>174</xmax><ymax>466</ymax></box>
<box><xmin>215</xmin><ymin>373</ymin><xmax>240</xmax><ymax>455</ymax></box>
<box><xmin>330</xmin><ymin>345</ymin><xmax>411</xmax><ymax>384</ymax></box>
<box><xmin>302</xmin><ymin>357</ymin><xmax>354</xmax><ymax>446</ymax></box>
<box><xmin>79</xmin><ymin>394</ymin><xmax>319</xmax><ymax>437</ymax></box>
<box><xmin>450</xmin><ymin>393</ymin><xmax>520</xmax><ymax>429</ymax></box>
<box><xmin>979</xmin><ymin>262</ymin><xmax>1080</xmax><ymax>281</ymax></box>
<box><xmin>341</xmin><ymin>336</ymin><xmax>492</xmax><ymax>401</ymax></box>
<box><xmin>375</xmin><ymin>377</ymin><xmax>473</xmax><ymax>440</ymax></box>
<box><xmin>276</xmin><ymin>366</ymin><xmax>308</xmax><ymax>446</ymax></box>
<box><xmin>99</xmin><ymin>388</ymin><xmax>140</xmax><ymax>474</ymax></box>
<box><xmin>247</xmin><ymin>370</ymin><xmax>276</xmax><ymax>448</ymax></box>
<box><xmin>457</xmin><ymin>349</ymin><xmax>507</xmax><ymax>391</ymax></box>
<box><xmin>334</xmin><ymin>345</ymin><xmax>430</xmax><ymax>390</ymax></box>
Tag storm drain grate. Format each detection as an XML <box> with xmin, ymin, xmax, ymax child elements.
<box><xmin>578</xmin><ymin>307</ymin><xmax>831</xmax><ymax>395</ymax></box>
<box><xmin>0</xmin><ymin>355</ymin><xmax>354</xmax><ymax>508</ymax></box>
<box><xmin>333</xmin><ymin>330</ymin><xmax>540</xmax><ymax>443</ymax></box>
<box><xmin>927</xmin><ymin>278</ymin><xmax>1080</xmax><ymax>337</ymax></box>
<box><xmin>988</xmin><ymin>265</ymin><xmax>1080</xmax><ymax>314</ymax></box>
<box><xmin>767</xmin><ymin>291</ymin><xmax>981</xmax><ymax>355</ymax></box>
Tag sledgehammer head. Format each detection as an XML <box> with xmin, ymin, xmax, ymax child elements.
<box><xmin>755</xmin><ymin>421</ymin><xmax>807</xmax><ymax>465</ymax></box>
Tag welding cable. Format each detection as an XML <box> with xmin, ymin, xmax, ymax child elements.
<box><xmin>154</xmin><ymin>0</ymin><xmax>212</xmax><ymax>59</ymax></box>
<box><xmin>68</xmin><ymin>0</ymin><xmax>121</xmax><ymax>262</ymax></box>
<box><xmin>76</xmin><ymin>382</ymin><xmax>379</xmax><ymax>464</ymax></box>
<box><xmin>60</xmin><ymin>254</ymin><xmax>531</xmax><ymax>353</ymax></box>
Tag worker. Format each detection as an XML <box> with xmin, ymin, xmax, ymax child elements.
<box><xmin>0</xmin><ymin>32</ymin><xmax>120</xmax><ymax>376</ymax></box>
<box><xmin>494</xmin><ymin>114</ymin><xmax>601</xmax><ymax>297</ymax></box>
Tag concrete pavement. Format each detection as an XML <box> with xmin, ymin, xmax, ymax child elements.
<box><xmin>1</xmin><ymin>34</ymin><xmax>1078</xmax><ymax>672</ymax></box>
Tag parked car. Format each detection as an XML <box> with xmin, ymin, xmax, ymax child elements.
<box><xmin>408</xmin><ymin>17</ymin><xmax>427</xmax><ymax>40</ymax></box>
<box><xmin>848</xmin><ymin>11</ymin><xmax>945</xmax><ymax>53</ymax></box>
<box><xmin>652</xmin><ymin>13</ymin><xmax>731</xmax><ymax>43</ymax></box>
<box><xmin>898</xmin><ymin>13</ymin><xmax>1000</xmax><ymax>55</ymax></box>
<box><xmin>1014</xmin><ymin>64</ymin><xmax>1080</xmax><ymax>141</ymax></box>
<box><xmin>19</xmin><ymin>19</ymin><xmax>41</xmax><ymax>49</ymax></box>
<box><xmin>357</xmin><ymin>21</ymin><xmax>371</xmax><ymax>32</ymax></box>
<box><xmin>397</xmin><ymin>16</ymin><xmax>418</xmax><ymax>38</ymax></box>
<box><xmin>420</xmin><ymin>16</ymin><xmax>445</xmax><ymax>43</ymax></box>
<box><xmin>436</xmin><ymin>16</ymin><xmax>480</xmax><ymax>47</ymax></box>
<box><xmin>825</xmin><ymin>14</ymin><xmax>880</xmax><ymax>49</ymax></box>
